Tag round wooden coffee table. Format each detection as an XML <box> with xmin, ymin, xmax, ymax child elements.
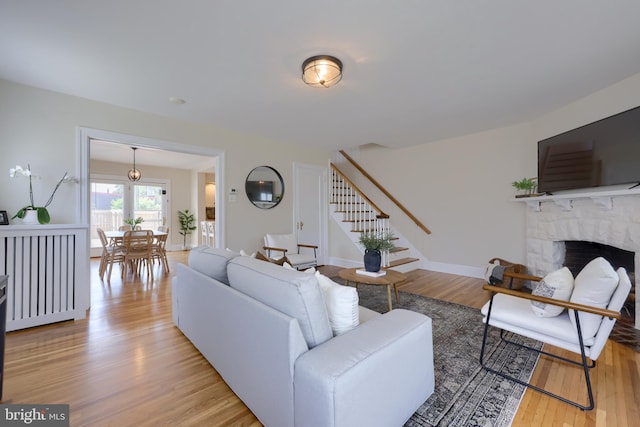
<box><xmin>338</xmin><ymin>268</ymin><xmax>407</xmax><ymax>312</ymax></box>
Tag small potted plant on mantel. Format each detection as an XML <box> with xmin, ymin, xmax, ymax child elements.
<box><xmin>511</xmin><ymin>177</ymin><xmax>538</xmax><ymax>198</ymax></box>
<box><xmin>358</xmin><ymin>231</ymin><xmax>396</xmax><ymax>272</ymax></box>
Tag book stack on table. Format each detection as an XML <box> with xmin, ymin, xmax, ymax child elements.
<box><xmin>356</xmin><ymin>269</ymin><xmax>386</xmax><ymax>277</ymax></box>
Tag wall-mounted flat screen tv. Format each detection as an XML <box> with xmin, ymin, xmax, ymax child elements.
<box><xmin>246</xmin><ymin>180</ymin><xmax>274</xmax><ymax>202</ymax></box>
<box><xmin>537</xmin><ymin>105</ymin><xmax>640</xmax><ymax>193</ymax></box>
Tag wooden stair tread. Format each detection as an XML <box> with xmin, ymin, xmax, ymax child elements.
<box><xmin>336</xmin><ymin>211</ymin><xmax>371</xmax><ymax>215</ymax></box>
<box><xmin>386</xmin><ymin>257</ymin><xmax>419</xmax><ymax>268</ymax></box>
<box><xmin>390</xmin><ymin>246</ymin><xmax>408</xmax><ymax>253</ymax></box>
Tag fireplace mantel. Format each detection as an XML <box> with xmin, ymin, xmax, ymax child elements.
<box><xmin>512</xmin><ymin>185</ymin><xmax>640</xmax><ymax>212</ymax></box>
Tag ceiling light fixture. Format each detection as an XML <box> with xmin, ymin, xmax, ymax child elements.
<box><xmin>127</xmin><ymin>147</ymin><xmax>141</xmax><ymax>181</ymax></box>
<box><xmin>302</xmin><ymin>55</ymin><xmax>343</xmax><ymax>88</ymax></box>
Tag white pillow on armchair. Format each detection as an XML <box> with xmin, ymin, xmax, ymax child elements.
<box><xmin>569</xmin><ymin>257</ymin><xmax>619</xmax><ymax>340</ymax></box>
<box><xmin>530</xmin><ymin>267</ymin><xmax>574</xmax><ymax>317</ymax></box>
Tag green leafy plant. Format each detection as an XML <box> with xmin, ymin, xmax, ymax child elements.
<box><xmin>177</xmin><ymin>209</ymin><xmax>197</xmax><ymax>248</ymax></box>
<box><xmin>511</xmin><ymin>177</ymin><xmax>536</xmax><ymax>191</ymax></box>
<box><xmin>10</xmin><ymin>164</ymin><xmax>72</xmax><ymax>224</ymax></box>
<box><xmin>358</xmin><ymin>231</ymin><xmax>396</xmax><ymax>252</ymax></box>
<box><xmin>125</xmin><ymin>217</ymin><xmax>144</xmax><ymax>227</ymax></box>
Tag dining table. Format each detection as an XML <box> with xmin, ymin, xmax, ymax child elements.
<box><xmin>104</xmin><ymin>229</ymin><xmax>167</xmax><ymax>242</ymax></box>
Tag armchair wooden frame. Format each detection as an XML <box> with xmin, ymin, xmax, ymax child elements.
<box><xmin>480</xmin><ymin>271</ymin><xmax>621</xmax><ymax>411</ymax></box>
<box><xmin>263</xmin><ymin>243</ymin><xmax>318</xmax><ymax>260</ymax></box>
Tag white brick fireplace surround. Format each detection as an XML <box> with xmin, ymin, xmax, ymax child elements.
<box><xmin>521</xmin><ymin>187</ymin><xmax>640</xmax><ymax>329</ymax></box>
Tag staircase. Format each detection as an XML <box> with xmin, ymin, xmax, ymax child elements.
<box><xmin>330</xmin><ymin>164</ymin><xmax>420</xmax><ymax>270</ymax></box>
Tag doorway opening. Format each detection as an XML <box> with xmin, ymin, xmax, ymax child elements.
<box><xmin>79</xmin><ymin>127</ymin><xmax>225</xmax><ymax>253</ymax></box>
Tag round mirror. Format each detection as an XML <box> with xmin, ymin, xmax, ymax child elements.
<box><xmin>245</xmin><ymin>166</ymin><xmax>284</xmax><ymax>209</ymax></box>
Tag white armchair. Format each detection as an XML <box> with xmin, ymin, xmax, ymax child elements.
<box><xmin>480</xmin><ymin>257</ymin><xmax>631</xmax><ymax>410</ymax></box>
<box><xmin>263</xmin><ymin>233</ymin><xmax>318</xmax><ymax>270</ymax></box>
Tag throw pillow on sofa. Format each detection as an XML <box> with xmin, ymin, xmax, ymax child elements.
<box><xmin>281</xmin><ymin>264</ymin><xmax>359</xmax><ymax>335</ymax></box>
<box><xmin>530</xmin><ymin>267</ymin><xmax>574</xmax><ymax>317</ymax></box>
<box><xmin>315</xmin><ymin>272</ymin><xmax>360</xmax><ymax>335</ymax></box>
<box><xmin>569</xmin><ymin>257</ymin><xmax>619</xmax><ymax>340</ymax></box>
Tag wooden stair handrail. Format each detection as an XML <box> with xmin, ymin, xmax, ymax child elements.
<box><xmin>330</xmin><ymin>163</ymin><xmax>388</xmax><ymax>218</ymax></box>
<box><xmin>339</xmin><ymin>150</ymin><xmax>431</xmax><ymax>235</ymax></box>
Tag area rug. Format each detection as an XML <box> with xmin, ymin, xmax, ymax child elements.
<box><xmin>350</xmin><ymin>284</ymin><xmax>543</xmax><ymax>427</ymax></box>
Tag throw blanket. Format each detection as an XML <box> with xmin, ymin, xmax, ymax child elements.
<box><xmin>484</xmin><ymin>263</ymin><xmax>505</xmax><ymax>285</ymax></box>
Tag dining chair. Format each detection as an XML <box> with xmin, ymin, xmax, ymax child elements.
<box><xmin>201</xmin><ymin>221</ymin><xmax>209</xmax><ymax>246</ymax></box>
<box><xmin>151</xmin><ymin>227</ymin><xmax>170</xmax><ymax>274</ymax></box>
<box><xmin>206</xmin><ymin>221</ymin><xmax>215</xmax><ymax>247</ymax></box>
<box><xmin>103</xmin><ymin>231</ymin><xmax>126</xmax><ymax>282</ymax></box>
<box><xmin>121</xmin><ymin>230</ymin><xmax>154</xmax><ymax>280</ymax></box>
<box><xmin>97</xmin><ymin>228</ymin><xmax>120</xmax><ymax>280</ymax></box>
<box><xmin>119</xmin><ymin>224</ymin><xmax>132</xmax><ymax>231</ymax></box>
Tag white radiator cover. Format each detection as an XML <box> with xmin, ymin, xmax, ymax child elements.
<box><xmin>0</xmin><ymin>224</ymin><xmax>90</xmax><ymax>331</ymax></box>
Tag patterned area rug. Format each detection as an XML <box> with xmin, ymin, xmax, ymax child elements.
<box><xmin>350</xmin><ymin>284</ymin><xmax>543</xmax><ymax>427</ymax></box>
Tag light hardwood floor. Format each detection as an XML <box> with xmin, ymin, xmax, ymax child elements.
<box><xmin>2</xmin><ymin>252</ymin><xmax>638</xmax><ymax>426</ymax></box>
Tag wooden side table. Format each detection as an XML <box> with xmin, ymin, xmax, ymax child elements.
<box><xmin>338</xmin><ymin>268</ymin><xmax>407</xmax><ymax>312</ymax></box>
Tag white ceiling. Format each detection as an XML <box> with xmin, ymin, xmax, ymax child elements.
<box><xmin>90</xmin><ymin>139</ymin><xmax>215</xmax><ymax>171</ymax></box>
<box><xmin>2</xmin><ymin>1</ymin><xmax>640</xmax><ymax>153</ymax></box>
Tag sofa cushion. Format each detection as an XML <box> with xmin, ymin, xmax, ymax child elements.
<box><xmin>188</xmin><ymin>246</ymin><xmax>239</xmax><ymax>285</ymax></box>
<box><xmin>530</xmin><ymin>267</ymin><xmax>574</xmax><ymax>317</ymax></box>
<box><xmin>315</xmin><ymin>272</ymin><xmax>360</xmax><ymax>336</ymax></box>
<box><xmin>227</xmin><ymin>256</ymin><xmax>333</xmax><ymax>348</ymax></box>
<box><xmin>569</xmin><ymin>257</ymin><xmax>619</xmax><ymax>340</ymax></box>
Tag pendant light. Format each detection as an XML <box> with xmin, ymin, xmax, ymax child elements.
<box><xmin>128</xmin><ymin>147</ymin><xmax>141</xmax><ymax>181</ymax></box>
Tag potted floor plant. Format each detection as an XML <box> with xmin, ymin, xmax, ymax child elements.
<box><xmin>177</xmin><ymin>209</ymin><xmax>197</xmax><ymax>249</ymax></box>
<box><xmin>358</xmin><ymin>231</ymin><xmax>395</xmax><ymax>272</ymax></box>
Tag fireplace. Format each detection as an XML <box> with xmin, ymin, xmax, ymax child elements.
<box><xmin>524</xmin><ymin>193</ymin><xmax>640</xmax><ymax>329</ymax></box>
<box><xmin>563</xmin><ymin>240</ymin><xmax>635</xmax><ymax>332</ymax></box>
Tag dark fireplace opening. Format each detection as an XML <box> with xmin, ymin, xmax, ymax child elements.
<box><xmin>564</xmin><ymin>241</ymin><xmax>634</xmax><ymax>277</ymax></box>
<box><xmin>563</xmin><ymin>240</ymin><xmax>637</xmax><ymax>349</ymax></box>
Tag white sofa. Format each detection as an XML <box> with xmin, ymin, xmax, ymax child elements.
<box><xmin>172</xmin><ymin>247</ymin><xmax>435</xmax><ymax>427</ymax></box>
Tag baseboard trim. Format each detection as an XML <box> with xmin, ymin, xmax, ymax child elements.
<box><xmin>327</xmin><ymin>257</ymin><xmax>484</xmax><ymax>279</ymax></box>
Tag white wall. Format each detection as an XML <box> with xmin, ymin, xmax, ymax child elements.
<box><xmin>331</xmin><ymin>72</ymin><xmax>640</xmax><ymax>276</ymax></box>
<box><xmin>0</xmin><ymin>79</ymin><xmax>331</xmax><ymax>254</ymax></box>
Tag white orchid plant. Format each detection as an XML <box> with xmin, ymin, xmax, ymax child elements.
<box><xmin>9</xmin><ymin>164</ymin><xmax>73</xmax><ymax>224</ymax></box>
